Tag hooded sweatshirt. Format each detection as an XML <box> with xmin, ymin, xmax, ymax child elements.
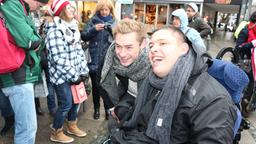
<box><xmin>172</xmin><ymin>9</ymin><xmax>206</xmax><ymax>52</ymax></box>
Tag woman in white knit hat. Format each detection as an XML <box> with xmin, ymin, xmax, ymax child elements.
<box><xmin>45</xmin><ymin>0</ymin><xmax>89</xmax><ymax>143</ymax></box>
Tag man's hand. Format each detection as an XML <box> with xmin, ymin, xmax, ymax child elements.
<box><xmin>111</xmin><ymin>110</ymin><xmax>120</xmax><ymax>123</ymax></box>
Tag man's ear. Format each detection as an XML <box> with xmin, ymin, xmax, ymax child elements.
<box><xmin>139</xmin><ymin>38</ymin><xmax>147</xmax><ymax>49</ymax></box>
<box><xmin>181</xmin><ymin>43</ymin><xmax>189</xmax><ymax>55</ymax></box>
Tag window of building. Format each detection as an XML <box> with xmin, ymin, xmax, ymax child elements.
<box><xmin>135</xmin><ymin>3</ymin><xmax>144</xmax><ymax>22</ymax></box>
<box><xmin>145</xmin><ymin>4</ymin><xmax>156</xmax><ymax>32</ymax></box>
<box><xmin>121</xmin><ymin>4</ymin><xmax>134</xmax><ymax>19</ymax></box>
<box><xmin>157</xmin><ymin>5</ymin><xmax>168</xmax><ymax>29</ymax></box>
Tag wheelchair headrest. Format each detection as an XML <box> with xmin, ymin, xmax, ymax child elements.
<box><xmin>208</xmin><ymin>59</ymin><xmax>249</xmax><ymax>104</ymax></box>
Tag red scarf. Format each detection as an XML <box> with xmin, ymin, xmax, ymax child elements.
<box><xmin>248</xmin><ymin>22</ymin><xmax>256</xmax><ymax>80</ymax></box>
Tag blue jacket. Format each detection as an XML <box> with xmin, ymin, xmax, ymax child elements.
<box><xmin>81</xmin><ymin>14</ymin><xmax>116</xmax><ymax>73</ymax></box>
<box><xmin>172</xmin><ymin>9</ymin><xmax>206</xmax><ymax>52</ymax></box>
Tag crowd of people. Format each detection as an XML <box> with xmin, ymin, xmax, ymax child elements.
<box><xmin>0</xmin><ymin>0</ymin><xmax>254</xmax><ymax>143</ymax></box>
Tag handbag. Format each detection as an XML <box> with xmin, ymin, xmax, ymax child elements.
<box><xmin>71</xmin><ymin>82</ymin><xmax>88</xmax><ymax>104</ymax></box>
<box><xmin>0</xmin><ymin>0</ymin><xmax>27</xmax><ymax>74</ymax></box>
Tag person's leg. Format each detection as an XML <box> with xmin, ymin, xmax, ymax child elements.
<box><xmin>45</xmin><ymin>69</ymin><xmax>57</xmax><ymax>116</ymax></box>
<box><xmin>89</xmin><ymin>72</ymin><xmax>100</xmax><ymax>119</ymax></box>
<box><xmin>51</xmin><ymin>82</ymin><xmax>74</xmax><ymax>143</ymax></box>
<box><xmin>0</xmin><ymin>89</ymin><xmax>14</xmax><ymax>135</ymax></box>
<box><xmin>2</xmin><ymin>83</ymin><xmax>37</xmax><ymax>144</ymax></box>
<box><xmin>35</xmin><ymin>97</ymin><xmax>44</xmax><ymax>115</ymax></box>
<box><xmin>66</xmin><ymin>103</ymin><xmax>87</xmax><ymax>137</ymax></box>
<box><xmin>52</xmin><ymin>82</ymin><xmax>73</xmax><ymax>129</ymax></box>
<box><xmin>100</xmin><ymin>86</ymin><xmax>114</xmax><ymax>120</ymax></box>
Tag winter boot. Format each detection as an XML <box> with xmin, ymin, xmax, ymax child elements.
<box><xmin>50</xmin><ymin>127</ymin><xmax>74</xmax><ymax>143</ymax></box>
<box><xmin>67</xmin><ymin>120</ymin><xmax>87</xmax><ymax>137</ymax></box>
<box><xmin>93</xmin><ymin>108</ymin><xmax>100</xmax><ymax>120</ymax></box>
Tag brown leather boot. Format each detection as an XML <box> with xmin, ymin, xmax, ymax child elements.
<box><xmin>50</xmin><ymin>127</ymin><xmax>74</xmax><ymax>143</ymax></box>
<box><xmin>67</xmin><ymin>120</ymin><xmax>87</xmax><ymax>137</ymax></box>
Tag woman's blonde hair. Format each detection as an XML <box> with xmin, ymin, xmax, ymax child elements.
<box><xmin>93</xmin><ymin>0</ymin><xmax>116</xmax><ymax>19</ymax></box>
<box><xmin>113</xmin><ymin>19</ymin><xmax>147</xmax><ymax>44</ymax></box>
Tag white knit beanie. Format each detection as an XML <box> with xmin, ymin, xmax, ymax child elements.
<box><xmin>49</xmin><ymin>0</ymin><xmax>70</xmax><ymax>16</ymax></box>
<box><xmin>187</xmin><ymin>3</ymin><xmax>198</xmax><ymax>13</ymax></box>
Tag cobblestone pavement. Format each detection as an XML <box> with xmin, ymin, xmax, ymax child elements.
<box><xmin>0</xmin><ymin>30</ymin><xmax>256</xmax><ymax>144</ymax></box>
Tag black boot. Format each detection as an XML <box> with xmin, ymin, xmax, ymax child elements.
<box><xmin>35</xmin><ymin>98</ymin><xmax>44</xmax><ymax>116</ymax></box>
<box><xmin>93</xmin><ymin>108</ymin><xmax>100</xmax><ymax>120</ymax></box>
<box><xmin>0</xmin><ymin>115</ymin><xmax>14</xmax><ymax>136</ymax></box>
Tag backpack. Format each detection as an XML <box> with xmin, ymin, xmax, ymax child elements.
<box><xmin>0</xmin><ymin>0</ymin><xmax>26</xmax><ymax>74</ymax></box>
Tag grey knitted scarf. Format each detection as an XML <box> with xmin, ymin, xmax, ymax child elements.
<box><xmin>101</xmin><ymin>43</ymin><xmax>150</xmax><ymax>83</ymax></box>
<box><xmin>125</xmin><ymin>48</ymin><xmax>195</xmax><ymax>144</ymax></box>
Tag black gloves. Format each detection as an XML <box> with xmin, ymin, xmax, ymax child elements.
<box><xmin>71</xmin><ymin>74</ymin><xmax>89</xmax><ymax>85</ymax></box>
<box><xmin>71</xmin><ymin>76</ymin><xmax>82</xmax><ymax>85</ymax></box>
<box><xmin>80</xmin><ymin>74</ymin><xmax>89</xmax><ymax>82</ymax></box>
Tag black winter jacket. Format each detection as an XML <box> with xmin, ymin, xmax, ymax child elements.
<box><xmin>170</xmin><ymin>72</ymin><xmax>236</xmax><ymax>143</ymax></box>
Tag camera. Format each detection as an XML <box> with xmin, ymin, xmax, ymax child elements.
<box><xmin>104</xmin><ymin>24</ymin><xmax>112</xmax><ymax>30</ymax></box>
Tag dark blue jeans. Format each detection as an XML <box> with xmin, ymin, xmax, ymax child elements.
<box><xmin>53</xmin><ymin>82</ymin><xmax>79</xmax><ymax>129</ymax></box>
<box><xmin>45</xmin><ymin>69</ymin><xmax>56</xmax><ymax>112</ymax></box>
<box><xmin>0</xmin><ymin>89</ymin><xmax>14</xmax><ymax>117</ymax></box>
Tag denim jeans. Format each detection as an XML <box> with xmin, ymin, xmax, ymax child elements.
<box><xmin>0</xmin><ymin>89</ymin><xmax>14</xmax><ymax>117</ymax></box>
<box><xmin>45</xmin><ymin>69</ymin><xmax>56</xmax><ymax>112</ymax></box>
<box><xmin>53</xmin><ymin>82</ymin><xmax>79</xmax><ymax>129</ymax></box>
<box><xmin>1</xmin><ymin>83</ymin><xmax>37</xmax><ymax>144</ymax></box>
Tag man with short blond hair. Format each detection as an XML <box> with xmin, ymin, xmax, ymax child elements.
<box><xmin>101</xmin><ymin>19</ymin><xmax>150</xmax><ymax>132</ymax></box>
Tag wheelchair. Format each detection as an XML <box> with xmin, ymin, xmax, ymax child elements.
<box><xmin>216</xmin><ymin>47</ymin><xmax>253</xmax><ymax>144</ymax></box>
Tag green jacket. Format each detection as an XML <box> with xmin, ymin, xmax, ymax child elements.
<box><xmin>0</xmin><ymin>0</ymin><xmax>42</xmax><ymax>88</ymax></box>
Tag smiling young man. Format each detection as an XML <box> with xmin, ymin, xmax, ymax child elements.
<box><xmin>100</xmin><ymin>19</ymin><xmax>150</xmax><ymax>132</ymax></box>
<box><xmin>109</xmin><ymin>26</ymin><xmax>237</xmax><ymax>144</ymax></box>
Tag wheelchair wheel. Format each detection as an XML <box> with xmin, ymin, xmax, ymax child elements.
<box><xmin>216</xmin><ymin>47</ymin><xmax>239</xmax><ymax>64</ymax></box>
